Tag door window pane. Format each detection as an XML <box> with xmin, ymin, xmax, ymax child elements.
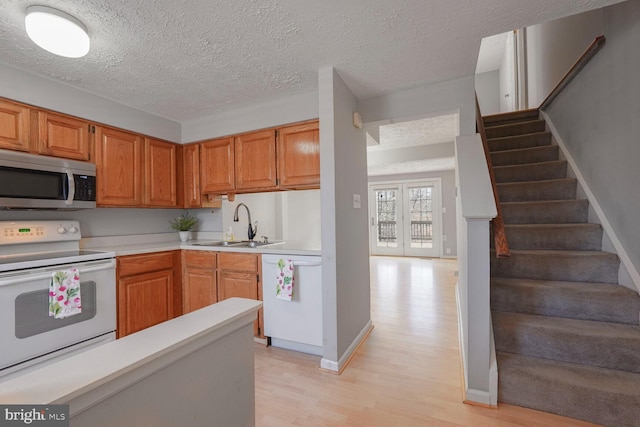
<box><xmin>375</xmin><ymin>189</ymin><xmax>398</xmax><ymax>248</ymax></box>
<box><xmin>408</xmin><ymin>186</ymin><xmax>433</xmax><ymax>248</ymax></box>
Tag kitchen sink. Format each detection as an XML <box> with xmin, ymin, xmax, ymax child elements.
<box><xmin>192</xmin><ymin>240</ymin><xmax>284</xmax><ymax>248</ymax></box>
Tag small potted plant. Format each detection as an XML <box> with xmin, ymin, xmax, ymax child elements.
<box><xmin>169</xmin><ymin>213</ymin><xmax>199</xmax><ymax>242</ymax></box>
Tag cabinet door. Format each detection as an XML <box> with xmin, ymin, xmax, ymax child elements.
<box><xmin>36</xmin><ymin>111</ymin><xmax>90</xmax><ymax>161</ymax></box>
<box><xmin>144</xmin><ymin>138</ymin><xmax>177</xmax><ymax>207</ymax></box>
<box><xmin>183</xmin><ymin>143</ymin><xmax>201</xmax><ymax>207</ymax></box>
<box><xmin>118</xmin><ymin>269</ymin><xmax>173</xmax><ymax>337</ymax></box>
<box><xmin>182</xmin><ymin>251</ymin><xmax>217</xmax><ymax>314</ymax></box>
<box><xmin>277</xmin><ymin>121</ymin><xmax>320</xmax><ymax>189</ymax></box>
<box><xmin>235</xmin><ymin>130</ymin><xmax>277</xmax><ymax>191</ymax></box>
<box><xmin>0</xmin><ymin>99</ymin><xmax>30</xmax><ymax>151</ymax></box>
<box><xmin>200</xmin><ymin>137</ymin><xmax>235</xmax><ymax>193</ymax></box>
<box><xmin>218</xmin><ymin>270</ymin><xmax>260</xmax><ymax>336</ymax></box>
<box><xmin>183</xmin><ymin>267</ymin><xmax>217</xmax><ymax>313</ymax></box>
<box><xmin>95</xmin><ymin>126</ymin><xmax>143</xmax><ymax>206</ymax></box>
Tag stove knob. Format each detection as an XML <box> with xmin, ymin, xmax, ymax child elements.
<box><xmin>57</xmin><ymin>226</ymin><xmax>67</xmax><ymax>234</ymax></box>
<box><xmin>68</xmin><ymin>226</ymin><xmax>79</xmax><ymax>234</ymax></box>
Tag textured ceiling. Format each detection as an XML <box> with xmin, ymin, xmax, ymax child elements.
<box><xmin>369</xmin><ymin>114</ymin><xmax>458</xmax><ymax>151</ymax></box>
<box><xmin>0</xmin><ymin>0</ymin><xmax>623</xmax><ymax>122</ymax></box>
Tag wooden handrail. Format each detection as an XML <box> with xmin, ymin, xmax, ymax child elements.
<box><xmin>476</xmin><ymin>95</ymin><xmax>510</xmax><ymax>258</ymax></box>
<box><xmin>539</xmin><ymin>35</ymin><xmax>606</xmax><ymax>110</ymax></box>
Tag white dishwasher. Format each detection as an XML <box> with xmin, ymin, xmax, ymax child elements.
<box><xmin>261</xmin><ymin>254</ymin><xmax>323</xmax><ymax>356</ymax></box>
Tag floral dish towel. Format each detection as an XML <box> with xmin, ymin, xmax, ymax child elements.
<box><xmin>49</xmin><ymin>268</ymin><xmax>82</xmax><ymax>319</ymax></box>
<box><xmin>276</xmin><ymin>259</ymin><xmax>294</xmax><ymax>301</ymax></box>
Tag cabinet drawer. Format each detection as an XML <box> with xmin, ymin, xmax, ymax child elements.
<box><xmin>117</xmin><ymin>251</ymin><xmax>174</xmax><ymax>277</ymax></box>
<box><xmin>218</xmin><ymin>252</ymin><xmax>258</xmax><ymax>272</ymax></box>
<box><xmin>183</xmin><ymin>250</ymin><xmax>217</xmax><ymax>268</ymax></box>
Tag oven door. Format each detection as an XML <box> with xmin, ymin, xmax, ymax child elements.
<box><xmin>0</xmin><ymin>258</ymin><xmax>116</xmax><ymax>374</ymax></box>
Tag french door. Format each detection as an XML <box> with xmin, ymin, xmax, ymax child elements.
<box><xmin>369</xmin><ymin>180</ymin><xmax>441</xmax><ymax>257</ymax></box>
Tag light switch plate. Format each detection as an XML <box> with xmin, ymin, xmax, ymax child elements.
<box><xmin>353</xmin><ymin>194</ymin><xmax>361</xmax><ymax>209</ymax></box>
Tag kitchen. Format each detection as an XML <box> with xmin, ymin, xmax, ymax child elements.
<box><xmin>0</xmin><ymin>90</ymin><xmax>327</xmax><ymax>424</ymax></box>
<box><xmin>0</xmin><ymin>1</ymin><xmax>473</xmax><ymax>423</ymax></box>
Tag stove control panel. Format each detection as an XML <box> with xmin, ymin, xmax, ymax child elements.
<box><xmin>0</xmin><ymin>221</ymin><xmax>81</xmax><ymax>245</ymax></box>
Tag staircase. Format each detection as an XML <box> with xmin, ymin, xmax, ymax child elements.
<box><xmin>483</xmin><ymin>109</ymin><xmax>640</xmax><ymax>427</ymax></box>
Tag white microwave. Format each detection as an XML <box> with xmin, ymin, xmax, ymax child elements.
<box><xmin>0</xmin><ymin>149</ymin><xmax>96</xmax><ymax>209</ymax></box>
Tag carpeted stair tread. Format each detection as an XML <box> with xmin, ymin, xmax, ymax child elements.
<box><xmin>491</xmin><ymin>277</ymin><xmax>640</xmax><ymax>325</ymax></box>
<box><xmin>490</xmin><ymin>145</ymin><xmax>559</xmax><ymax>167</ymax></box>
<box><xmin>483</xmin><ymin>109</ymin><xmax>540</xmax><ymax>127</ymax></box>
<box><xmin>501</xmin><ymin>199</ymin><xmax>589</xmax><ymax>224</ymax></box>
<box><xmin>497</xmin><ymin>351</ymin><xmax>640</xmax><ymax>427</ymax></box>
<box><xmin>487</xmin><ymin>132</ymin><xmax>552</xmax><ymax>152</ymax></box>
<box><xmin>496</xmin><ymin>178</ymin><xmax>577</xmax><ymax>202</ymax></box>
<box><xmin>501</xmin><ymin>223</ymin><xmax>602</xmax><ymax>250</ymax></box>
<box><xmin>493</xmin><ymin>160</ymin><xmax>567</xmax><ymax>183</ymax></box>
<box><xmin>491</xmin><ymin>249</ymin><xmax>619</xmax><ymax>283</ymax></box>
<box><xmin>484</xmin><ymin>119</ymin><xmax>546</xmax><ymax>139</ymax></box>
<box><xmin>493</xmin><ymin>311</ymin><xmax>640</xmax><ymax>372</ymax></box>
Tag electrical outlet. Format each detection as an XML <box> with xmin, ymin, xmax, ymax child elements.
<box><xmin>443</xmin><ymin>235</ymin><xmax>447</xmax><ymax>241</ymax></box>
<box><xmin>446</xmin><ymin>248</ymin><xmax>451</xmax><ymax>254</ymax></box>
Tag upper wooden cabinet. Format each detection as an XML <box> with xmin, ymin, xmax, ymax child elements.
<box><xmin>36</xmin><ymin>111</ymin><xmax>91</xmax><ymax>161</ymax></box>
<box><xmin>183</xmin><ymin>143</ymin><xmax>201</xmax><ymax>208</ymax></box>
<box><xmin>235</xmin><ymin>130</ymin><xmax>277</xmax><ymax>191</ymax></box>
<box><xmin>277</xmin><ymin>121</ymin><xmax>320</xmax><ymax>189</ymax></box>
<box><xmin>201</xmin><ymin>137</ymin><xmax>235</xmax><ymax>193</ymax></box>
<box><xmin>144</xmin><ymin>137</ymin><xmax>177</xmax><ymax>207</ymax></box>
<box><xmin>0</xmin><ymin>99</ymin><xmax>30</xmax><ymax>152</ymax></box>
<box><xmin>95</xmin><ymin>126</ymin><xmax>143</xmax><ymax>207</ymax></box>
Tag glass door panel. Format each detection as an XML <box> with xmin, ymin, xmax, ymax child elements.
<box><xmin>370</xmin><ymin>186</ymin><xmax>403</xmax><ymax>255</ymax></box>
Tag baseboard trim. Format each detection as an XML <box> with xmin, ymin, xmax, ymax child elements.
<box><xmin>543</xmin><ymin>111</ymin><xmax>640</xmax><ymax>293</ymax></box>
<box><xmin>320</xmin><ymin>320</ymin><xmax>374</xmax><ymax>374</ymax></box>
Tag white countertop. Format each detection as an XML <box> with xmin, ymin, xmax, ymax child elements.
<box><xmin>82</xmin><ymin>234</ymin><xmax>321</xmax><ymax>257</ymax></box>
<box><xmin>0</xmin><ymin>298</ymin><xmax>262</xmax><ymax>407</ymax></box>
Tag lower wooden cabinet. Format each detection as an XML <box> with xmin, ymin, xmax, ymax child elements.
<box><xmin>117</xmin><ymin>251</ymin><xmax>178</xmax><ymax>338</ymax></box>
<box><xmin>217</xmin><ymin>252</ymin><xmax>263</xmax><ymax>338</ymax></box>
<box><xmin>182</xmin><ymin>250</ymin><xmax>217</xmax><ymax>314</ymax></box>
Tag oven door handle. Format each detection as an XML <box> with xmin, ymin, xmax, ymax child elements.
<box><xmin>0</xmin><ymin>259</ymin><xmax>115</xmax><ymax>287</ymax></box>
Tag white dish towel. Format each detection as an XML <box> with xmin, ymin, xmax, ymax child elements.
<box><xmin>276</xmin><ymin>259</ymin><xmax>294</xmax><ymax>301</ymax></box>
<box><xmin>49</xmin><ymin>268</ymin><xmax>82</xmax><ymax>319</ymax></box>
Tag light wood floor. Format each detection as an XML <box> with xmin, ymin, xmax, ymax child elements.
<box><xmin>254</xmin><ymin>256</ymin><xmax>599</xmax><ymax>426</ymax></box>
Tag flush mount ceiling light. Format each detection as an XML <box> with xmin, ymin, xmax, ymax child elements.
<box><xmin>25</xmin><ymin>5</ymin><xmax>90</xmax><ymax>58</ymax></box>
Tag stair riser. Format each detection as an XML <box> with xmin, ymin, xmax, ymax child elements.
<box><xmin>497</xmin><ymin>180</ymin><xmax>577</xmax><ymax>202</ymax></box>
<box><xmin>501</xmin><ymin>200</ymin><xmax>589</xmax><ymax>224</ymax></box>
<box><xmin>491</xmin><ymin>145</ymin><xmax>559</xmax><ymax>166</ymax></box>
<box><xmin>491</xmin><ymin>252</ymin><xmax>619</xmax><ymax>283</ymax></box>
<box><xmin>488</xmin><ymin>132</ymin><xmax>552</xmax><ymax>152</ymax></box>
<box><xmin>494</xmin><ymin>161</ymin><xmax>567</xmax><ymax>183</ymax></box>
<box><xmin>491</xmin><ymin>280</ymin><xmax>640</xmax><ymax>325</ymax></box>
<box><xmin>499</xmin><ymin>225</ymin><xmax>602</xmax><ymax>250</ymax></box>
<box><xmin>485</xmin><ymin>120</ymin><xmax>546</xmax><ymax>139</ymax></box>
<box><xmin>484</xmin><ymin>110</ymin><xmax>540</xmax><ymax>127</ymax></box>
<box><xmin>497</xmin><ymin>353</ymin><xmax>640</xmax><ymax>427</ymax></box>
<box><xmin>493</xmin><ymin>315</ymin><xmax>640</xmax><ymax>372</ymax></box>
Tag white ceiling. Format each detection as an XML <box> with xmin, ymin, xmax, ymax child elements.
<box><xmin>0</xmin><ymin>0</ymin><xmax>623</xmax><ymax>123</ymax></box>
<box><xmin>368</xmin><ymin>114</ymin><xmax>458</xmax><ymax>151</ymax></box>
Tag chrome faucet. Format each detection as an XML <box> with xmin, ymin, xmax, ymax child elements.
<box><xmin>233</xmin><ymin>203</ymin><xmax>258</xmax><ymax>241</ymax></box>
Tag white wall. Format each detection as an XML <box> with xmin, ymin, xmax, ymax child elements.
<box><xmin>367</xmin><ymin>142</ymin><xmax>455</xmax><ymax>167</ymax></box>
<box><xmin>0</xmin><ymin>62</ymin><xmax>181</xmax><ymax>142</ymax></box>
<box><xmin>181</xmin><ymin>91</ymin><xmax>319</xmax><ymax>143</ymax></box>
<box><xmin>358</xmin><ymin>76</ymin><xmax>477</xmax><ymax>137</ymax></box>
<box><xmin>527</xmin><ymin>9</ymin><xmax>604</xmax><ymax>108</ymax></box>
<box><xmin>279</xmin><ymin>190</ymin><xmax>322</xmax><ymax>245</ymax></box>
<box><xmin>544</xmin><ymin>0</ymin><xmax>640</xmax><ymax>287</ymax></box>
<box><xmin>475</xmin><ymin>70</ymin><xmax>501</xmax><ymax>116</ymax></box>
<box><xmin>319</xmin><ymin>67</ymin><xmax>371</xmax><ymax>369</ymax></box>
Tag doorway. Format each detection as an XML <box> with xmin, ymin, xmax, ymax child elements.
<box><xmin>369</xmin><ymin>179</ymin><xmax>442</xmax><ymax>257</ymax></box>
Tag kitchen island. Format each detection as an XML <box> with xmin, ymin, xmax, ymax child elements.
<box><xmin>0</xmin><ymin>298</ymin><xmax>261</xmax><ymax>427</ymax></box>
